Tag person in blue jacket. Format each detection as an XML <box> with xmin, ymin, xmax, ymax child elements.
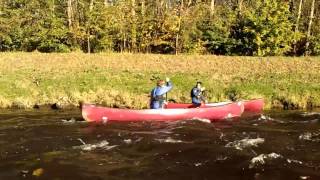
<box><xmin>150</xmin><ymin>77</ymin><xmax>173</xmax><ymax>109</ymax></box>
<box><xmin>191</xmin><ymin>81</ymin><xmax>206</xmax><ymax>107</ymax></box>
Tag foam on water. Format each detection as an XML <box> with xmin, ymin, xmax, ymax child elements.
<box><xmin>249</xmin><ymin>153</ymin><xmax>282</xmax><ymax>168</ymax></box>
<box><xmin>301</xmin><ymin>112</ymin><xmax>320</xmax><ymax>117</ymax></box>
<box><xmin>155</xmin><ymin>137</ymin><xmax>185</xmax><ymax>143</ymax></box>
<box><xmin>73</xmin><ymin>140</ymin><xmax>118</xmax><ymax>151</ymax></box>
<box><xmin>225</xmin><ymin>137</ymin><xmax>265</xmax><ymax>150</ymax></box>
<box><xmin>257</xmin><ymin>114</ymin><xmax>288</xmax><ymax>124</ymax></box>
<box><xmin>299</xmin><ymin>131</ymin><xmax>320</xmax><ymax>142</ymax></box>
<box><xmin>287</xmin><ymin>159</ymin><xmax>303</xmax><ymax>165</ymax></box>
<box><xmin>192</xmin><ymin>118</ymin><xmax>211</xmax><ymax>123</ymax></box>
<box><xmin>289</xmin><ymin>119</ymin><xmax>319</xmax><ymax>124</ymax></box>
<box><xmin>123</xmin><ymin>139</ymin><xmax>132</xmax><ymax>144</ymax></box>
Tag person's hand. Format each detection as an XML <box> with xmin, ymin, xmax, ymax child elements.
<box><xmin>201</xmin><ymin>87</ymin><xmax>206</xmax><ymax>91</ymax></box>
<box><xmin>165</xmin><ymin>77</ymin><xmax>170</xmax><ymax>82</ymax></box>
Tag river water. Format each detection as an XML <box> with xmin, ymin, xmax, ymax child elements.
<box><xmin>0</xmin><ymin>109</ymin><xmax>319</xmax><ymax>180</ymax></box>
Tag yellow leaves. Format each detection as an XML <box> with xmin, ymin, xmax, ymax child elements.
<box><xmin>0</xmin><ymin>95</ymin><xmax>11</xmax><ymax>108</ymax></box>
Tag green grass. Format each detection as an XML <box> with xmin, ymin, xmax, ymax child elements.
<box><xmin>0</xmin><ymin>52</ymin><xmax>319</xmax><ymax>109</ymax></box>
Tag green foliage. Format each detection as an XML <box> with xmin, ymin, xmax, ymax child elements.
<box><xmin>37</xmin><ymin>18</ymin><xmax>71</xmax><ymax>53</ymax></box>
<box><xmin>199</xmin><ymin>6</ymin><xmax>237</xmax><ymax>55</ymax></box>
<box><xmin>231</xmin><ymin>0</ymin><xmax>296</xmax><ymax>56</ymax></box>
<box><xmin>0</xmin><ymin>0</ymin><xmax>319</xmax><ymax>55</ymax></box>
<box><xmin>310</xmin><ymin>34</ymin><xmax>320</xmax><ymax>55</ymax></box>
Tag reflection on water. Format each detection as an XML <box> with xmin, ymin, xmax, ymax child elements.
<box><xmin>0</xmin><ymin>109</ymin><xmax>319</xmax><ymax>180</ymax></box>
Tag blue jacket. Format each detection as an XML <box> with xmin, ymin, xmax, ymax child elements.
<box><xmin>150</xmin><ymin>81</ymin><xmax>173</xmax><ymax>109</ymax></box>
<box><xmin>191</xmin><ymin>87</ymin><xmax>202</xmax><ymax>105</ymax></box>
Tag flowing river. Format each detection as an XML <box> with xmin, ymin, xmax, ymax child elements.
<box><xmin>0</xmin><ymin>109</ymin><xmax>319</xmax><ymax>180</ymax></box>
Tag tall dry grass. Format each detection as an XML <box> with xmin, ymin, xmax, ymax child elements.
<box><xmin>0</xmin><ymin>52</ymin><xmax>319</xmax><ymax>109</ymax></box>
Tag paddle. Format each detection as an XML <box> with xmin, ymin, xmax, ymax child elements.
<box><xmin>166</xmin><ymin>92</ymin><xmax>168</xmax><ymax>102</ymax></box>
<box><xmin>165</xmin><ymin>77</ymin><xmax>170</xmax><ymax>102</ymax></box>
<box><xmin>201</xmin><ymin>89</ymin><xmax>207</xmax><ymax>103</ymax></box>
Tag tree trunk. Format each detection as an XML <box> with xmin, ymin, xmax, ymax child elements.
<box><xmin>104</xmin><ymin>0</ymin><xmax>109</xmax><ymax>7</ymax></box>
<box><xmin>87</xmin><ymin>36</ymin><xmax>91</xmax><ymax>54</ymax></box>
<box><xmin>305</xmin><ymin>0</ymin><xmax>315</xmax><ymax>56</ymax></box>
<box><xmin>156</xmin><ymin>0</ymin><xmax>163</xmax><ymax>16</ymax></box>
<box><xmin>141</xmin><ymin>0</ymin><xmax>145</xmax><ymax>17</ymax></box>
<box><xmin>293</xmin><ymin>0</ymin><xmax>303</xmax><ymax>55</ymax></box>
<box><xmin>89</xmin><ymin>0</ymin><xmax>94</xmax><ymax>11</ymax></box>
<box><xmin>238</xmin><ymin>0</ymin><xmax>243</xmax><ymax>13</ymax></box>
<box><xmin>87</xmin><ymin>0</ymin><xmax>94</xmax><ymax>54</ymax></box>
<box><xmin>49</xmin><ymin>0</ymin><xmax>55</xmax><ymax>17</ymax></box>
<box><xmin>123</xmin><ymin>33</ymin><xmax>127</xmax><ymax>52</ymax></box>
<box><xmin>210</xmin><ymin>0</ymin><xmax>215</xmax><ymax>16</ymax></box>
<box><xmin>166</xmin><ymin>0</ymin><xmax>172</xmax><ymax>9</ymax></box>
<box><xmin>73</xmin><ymin>0</ymin><xmax>79</xmax><ymax>29</ymax></box>
<box><xmin>176</xmin><ymin>0</ymin><xmax>184</xmax><ymax>55</ymax></box>
<box><xmin>289</xmin><ymin>0</ymin><xmax>295</xmax><ymax>13</ymax></box>
<box><xmin>140</xmin><ymin>0</ymin><xmax>145</xmax><ymax>52</ymax></box>
<box><xmin>67</xmin><ymin>0</ymin><xmax>73</xmax><ymax>30</ymax></box>
<box><xmin>131</xmin><ymin>0</ymin><xmax>137</xmax><ymax>52</ymax></box>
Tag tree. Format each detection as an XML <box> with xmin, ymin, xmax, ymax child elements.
<box><xmin>231</xmin><ymin>0</ymin><xmax>295</xmax><ymax>56</ymax></box>
<box><xmin>304</xmin><ymin>0</ymin><xmax>315</xmax><ymax>56</ymax></box>
<box><xmin>0</xmin><ymin>0</ymin><xmax>318</xmax><ymax>55</ymax></box>
<box><xmin>293</xmin><ymin>0</ymin><xmax>303</xmax><ymax>54</ymax></box>
<box><xmin>130</xmin><ymin>0</ymin><xmax>137</xmax><ymax>52</ymax></box>
<box><xmin>199</xmin><ymin>4</ymin><xmax>236</xmax><ymax>55</ymax></box>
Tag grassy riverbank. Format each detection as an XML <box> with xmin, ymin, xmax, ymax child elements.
<box><xmin>0</xmin><ymin>52</ymin><xmax>319</xmax><ymax>109</ymax></box>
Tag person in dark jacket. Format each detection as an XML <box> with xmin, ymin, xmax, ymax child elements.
<box><xmin>150</xmin><ymin>77</ymin><xmax>173</xmax><ymax>109</ymax></box>
<box><xmin>191</xmin><ymin>81</ymin><xmax>206</xmax><ymax>107</ymax></box>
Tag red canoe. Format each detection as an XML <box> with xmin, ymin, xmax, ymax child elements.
<box><xmin>82</xmin><ymin>102</ymin><xmax>244</xmax><ymax>123</ymax></box>
<box><xmin>165</xmin><ymin>99</ymin><xmax>264</xmax><ymax>114</ymax></box>
<box><xmin>241</xmin><ymin>99</ymin><xmax>264</xmax><ymax>114</ymax></box>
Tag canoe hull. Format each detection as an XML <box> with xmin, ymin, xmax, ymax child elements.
<box><xmin>165</xmin><ymin>99</ymin><xmax>264</xmax><ymax>114</ymax></box>
<box><xmin>82</xmin><ymin>102</ymin><xmax>244</xmax><ymax>123</ymax></box>
<box><xmin>242</xmin><ymin>99</ymin><xmax>264</xmax><ymax>113</ymax></box>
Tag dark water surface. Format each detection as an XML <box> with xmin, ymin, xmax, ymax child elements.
<box><xmin>0</xmin><ymin>109</ymin><xmax>319</xmax><ymax>180</ymax></box>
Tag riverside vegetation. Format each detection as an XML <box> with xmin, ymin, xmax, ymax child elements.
<box><xmin>0</xmin><ymin>53</ymin><xmax>319</xmax><ymax>110</ymax></box>
<box><xmin>0</xmin><ymin>0</ymin><xmax>319</xmax><ymax>56</ymax></box>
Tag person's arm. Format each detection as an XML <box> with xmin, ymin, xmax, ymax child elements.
<box><xmin>165</xmin><ymin>81</ymin><xmax>173</xmax><ymax>90</ymax></box>
<box><xmin>157</xmin><ymin>81</ymin><xmax>173</xmax><ymax>95</ymax></box>
<box><xmin>164</xmin><ymin>77</ymin><xmax>173</xmax><ymax>93</ymax></box>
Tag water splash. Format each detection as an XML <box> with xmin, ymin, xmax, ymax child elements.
<box><xmin>299</xmin><ymin>131</ymin><xmax>320</xmax><ymax>142</ymax></box>
<box><xmin>225</xmin><ymin>137</ymin><xmax>265</xmax><ymax>150</ymax></box>
<box><xmin>192</xmin><ymin>118</ymin><xmax>211</xmax><ymax>123</ymax></box>
<box><xmin>301</xmin><ymin>112</ymin><xmax>320</xmax><ymax>117</ymax></box>
<box><xmin>123</xmin><ymin>139</ymin><xmax>132</xmax><ymax>144</ymax></box>
<box><xmin>256</xmin><ymin>114</ymin><xmax>288</xmax><ymax>124</ymax></box>
<box><xmin>155</xmin><ymin>137</ymin><xmax>185</xmax><ymax>143</ymax></box>
<box><xmin>73</xmin><ymin>139</ymin><xmax>118</xmax><ymax>151</ymax></box>
<box><xmin>287</xmin><ymin>159</ymin><xmax>303</xmax><ymax>165</ymax></box>
<box><xmin>249</xmin><ymin>153</ymin><xmax>282</xmax><ymax>168</ymax></box>
<box><xmin>289</xmin><ymin>119</ymin><xmax>319</xmax><ymax>124</ymax></box>
<box><xmin>61</xmin><ymin>118</ymin><xmax>76</xmax><ymax>124</ymax></box>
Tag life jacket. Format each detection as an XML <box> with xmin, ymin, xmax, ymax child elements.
<box><xmin>152</xmin><ymin>88</ymin><xmax>165</xmax><ymax>101</ymax></box>
<box><xmin>152</xmin><ymin>95</ymin><xmax>165</xmax><ymax>101</ymax></box>
<box><xmin>191</xmin><ymin>87</ymin><xmax>200</xmax><ymax>98</ymax></box>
